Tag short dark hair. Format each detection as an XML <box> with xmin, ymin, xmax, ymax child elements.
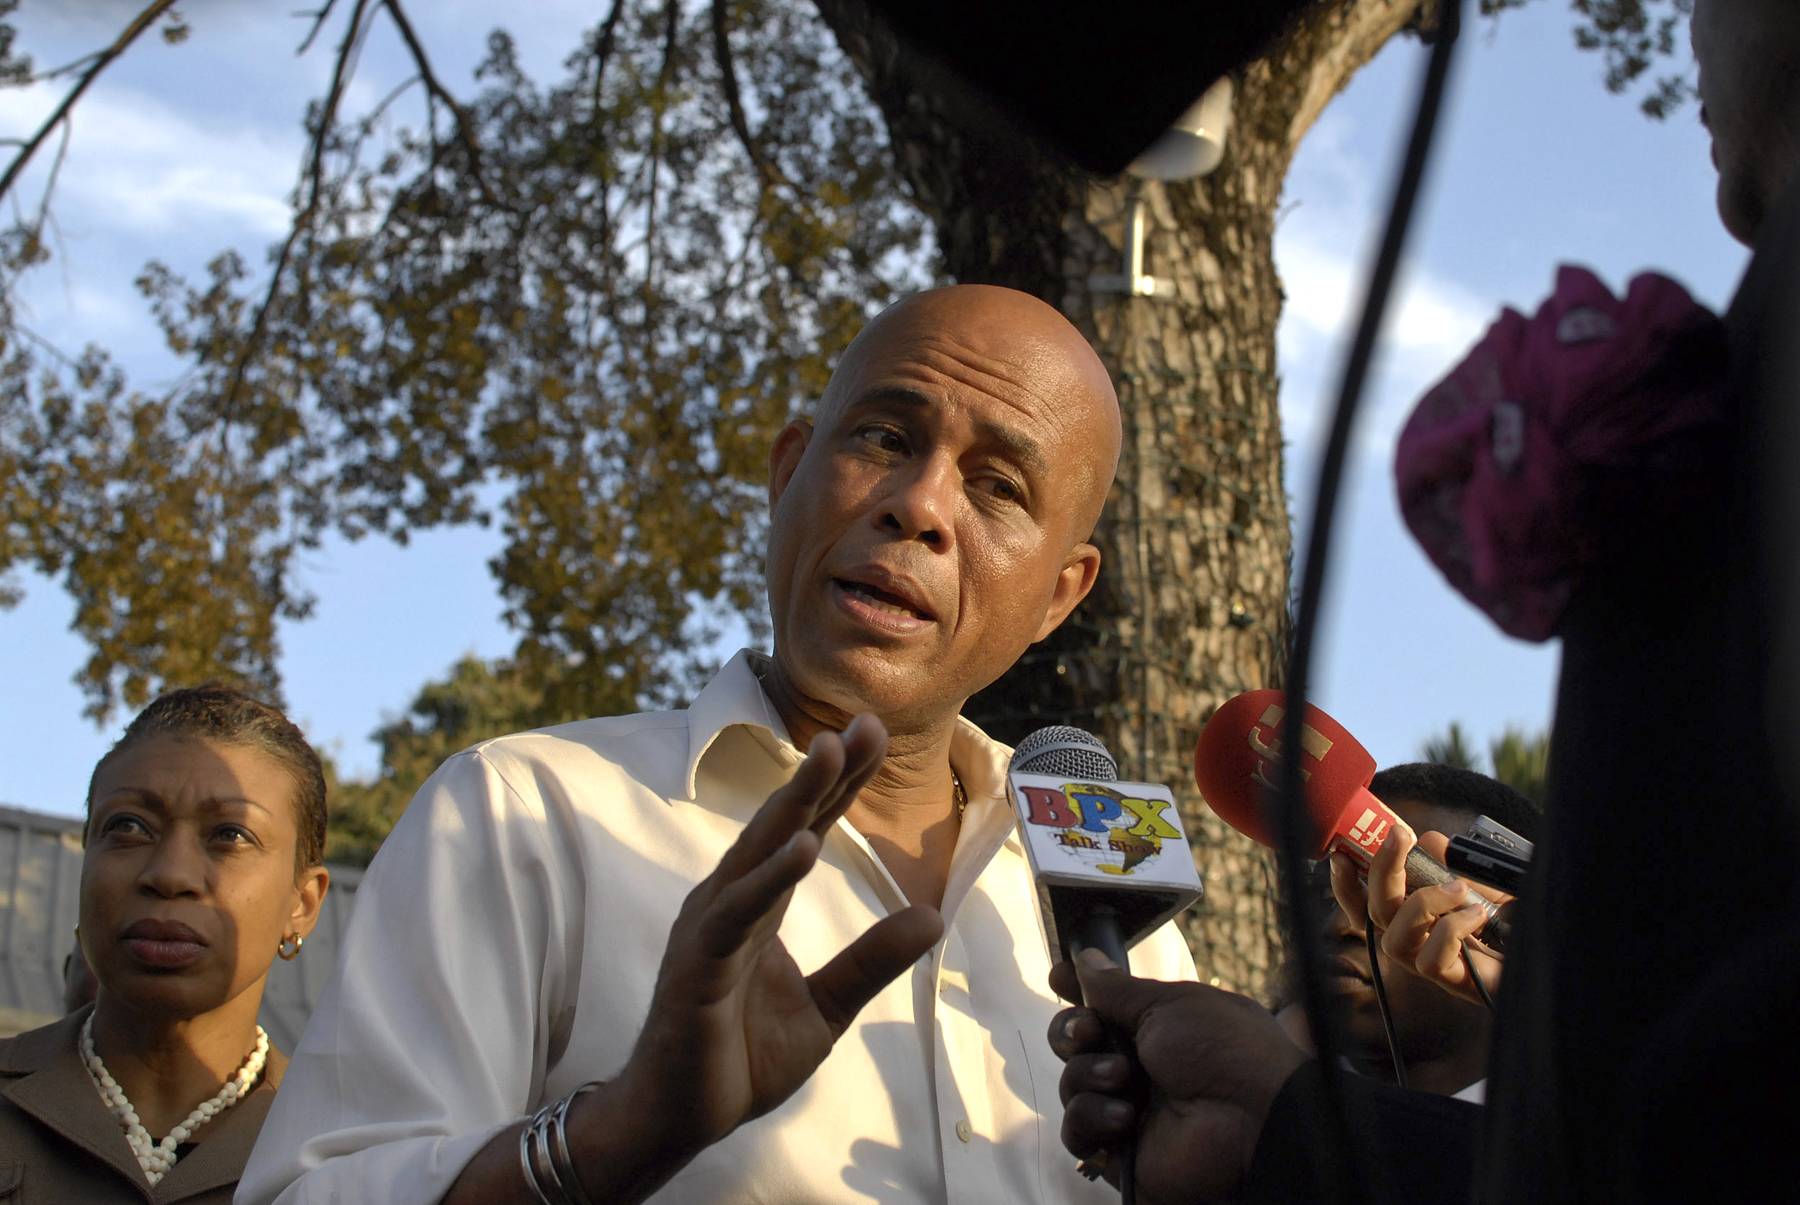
<box><xmin>1368</xmin><ymin>762</ymin><xmax>1540</xmax><ymax>842</ymax></box>
<box><xmin>86</xmin><ymin>685</ymin><xmax>328</xmax><ymax>874</ymax></box>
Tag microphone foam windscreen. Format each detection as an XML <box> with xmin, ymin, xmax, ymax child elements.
<box><xmin>1010</xmin><ymin>726</ymin><xmax>1120</xmax><ymax>780</ymax></box>
<box><xmin>1193</xmin><ymin>690</ymin><xmax>1378</xmax><ymax>854</ymax></box>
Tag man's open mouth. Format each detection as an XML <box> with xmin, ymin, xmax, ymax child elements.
<box><xmin>835</xmin><ymin>579</ymin><xmax>934</xmax><ymax>622</ymax></box>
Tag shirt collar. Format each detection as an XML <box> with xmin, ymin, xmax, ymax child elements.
<box><xmin>676</xmin><ymin>648</ymin><xmax>1015</xmax><ymax>807</ymax></box>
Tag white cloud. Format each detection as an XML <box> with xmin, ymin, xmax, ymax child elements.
<box><xmin>1275</xmin><ymin>227</ymin><xmax>1494</xmax><ymax>458</ymax></box>
<box><xmin>0</xmin><ymin>81</ymin><xmax>301</xmax><ymax>240</ymax></box>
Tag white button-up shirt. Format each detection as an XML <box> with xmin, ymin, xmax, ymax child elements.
<box><xmin>239</xmin><ymin>650</ymin><xmax>1197</xmax><ymax>1204</ymax></box>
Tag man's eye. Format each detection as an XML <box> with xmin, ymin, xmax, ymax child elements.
<box><xmin>102</xmin><ymin>815</ymin><xmax>151</xmax><ymax>839</ymax></box>
<box><xmin>857</xmin><ymin>425</ymin><xmax>908</xmax><ymax>454</ymax></box>
<box><xmin>984</xmin><ymin>476</ymin><xmax>1023</xmax><ymax>503</ymax></box>
<box><xmin>213</xmin><ymin>825</ymin><xmax>255</xmax><ymax>846</ymax></box>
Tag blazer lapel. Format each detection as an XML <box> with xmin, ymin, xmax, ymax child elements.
<box><xmin>1</xmin><ymin>1010</ymin><xmax>154</xmax><ymax>1200</ymax></box>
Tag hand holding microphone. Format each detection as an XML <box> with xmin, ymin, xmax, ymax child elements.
<box><xmin>1048</xmin><ymin>951</ymin><xmax>1309</xmax><ymax>1205</ymax></box>
<box><xmin>1193</xmin><ymin>689</ymin><xmax>1513</xmax><ymax>957</ymax></box>
<box><xmin>1331</xmin><ymin>827</ymin><xmax>1511</xmax><ymax>1008</ymax></box>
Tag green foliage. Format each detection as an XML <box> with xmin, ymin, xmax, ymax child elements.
<box><xmin>1420</xmin><ymin>721</ymin><xmax>1550</xmax><ymax>803</ymax></box>
<box><xmin>1488</xmin><ymin>725</ymin><xmax>1549</xmax><ymax>803</ymax></box>
<box><xmin>1481</xmin><ymin>0</ymin><xmax>1696</xmax><ymax>117</ymax></box>
<box><xmin>0</xmin><ymin>0</ymin><xmax>931</xmax><ymax>722</ymax></box>
<box><xmin>0</xmin><ymin>1</ymin><xmax>29</xmax><ymax>86</ymax></box>
<box><xmin>1421</xmin><ymin>720</ymin><xmax>1482</xmax><ymax>771</ymax></box>
<box><xmin>0</xmin><ymin>0</ymin><xmax>1698</xmax><ymax>726</ymax></box>
<box><xmin>323</xmin><ymin>653</ymin><xmax>592</xmax><ymax>863</ymax></box>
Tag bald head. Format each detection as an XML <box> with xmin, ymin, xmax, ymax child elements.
<box><xmin>763</xmin><ymin>284</ymin><xmax>1122</xmax><ymax>724</ymax></box>
<box><xmin>820</xmin><ymin>285</ymin><xmax>1122</xmax><ymax>538</ymax></box>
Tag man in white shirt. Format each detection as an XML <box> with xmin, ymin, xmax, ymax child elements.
<box><xmin>239</xmin><ymin>283</ymin><xmax>1199</xmax><ymax>1204</ymax></box>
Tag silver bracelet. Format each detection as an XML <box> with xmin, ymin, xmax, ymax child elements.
<box><xmin>548</xmin><ymin>1082</ymin><xmax>603</xmax><ymax>1205</ymax></box>
<box><xmin>518</xmin><ymin>1102</ymin><xmax>561</xmax><ymax>1205</ymax></box>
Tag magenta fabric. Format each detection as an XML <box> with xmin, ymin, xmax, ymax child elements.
<box><xmin>1394</xmin><ymin>265</ymin><xmax>1731</xmax><ymax>641</ymax></box>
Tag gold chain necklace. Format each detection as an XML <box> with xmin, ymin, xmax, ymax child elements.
<box><xmin>953</xmin><ymin>770</ymin><xmax>968</xmax><ymax>820</ymax></box>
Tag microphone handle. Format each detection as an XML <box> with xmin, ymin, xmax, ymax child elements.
<box><xmin>1069</xmin><ymin>904</ymin><xmax>1129</xmax><ymax>969</ymax></box>
<box><xmin>1069</xmin><ymin>905</ymin><xmax>1136</xmax><ymax>1205</ymax></box>
<box><xmin>1401</xmin><ymin>844</ymin><xmax>1512</xmax><ymax>955</ymax></box>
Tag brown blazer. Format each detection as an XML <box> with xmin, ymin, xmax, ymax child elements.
<box><xmin>0</xmin><ymin>1006</ymin><xmax>287</xmax><ymax>1204</ymax></box>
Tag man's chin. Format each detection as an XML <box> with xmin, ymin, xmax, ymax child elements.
<box><xmin>775</xmin><ymin>642</ymin><xmax>946</xmax><ymax>722</ymax></box>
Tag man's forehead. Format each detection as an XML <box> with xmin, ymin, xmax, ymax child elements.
<box><xmin>833</xmin><ymin>325</ymin><xmax>1085</xmax><ymax>411</ymax></box>
<box><xmin>827</xmin><ymin>295</ymin><xmax>1116</xmax><ymax>426</ymax></box>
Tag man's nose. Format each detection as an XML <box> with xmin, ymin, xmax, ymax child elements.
<box><xmin>878</xmin><ymin>455</ymin><xmax>956</xmax><ymax>549</ymax></box>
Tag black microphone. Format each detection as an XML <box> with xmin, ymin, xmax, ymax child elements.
<box><xmin>1006</xmin><ymin>725</ymin><xmax>1204</xmax><ymax>970</ymax></box>
<box><xmin>1007</xmin><ymin>727</ymin><xmax>1202</xmax><ymax>1204</ymax></box>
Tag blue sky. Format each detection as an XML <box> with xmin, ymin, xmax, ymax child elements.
<box><xmin>0</xmin><ymin>3</ymin><xmax>1746</xmax><ymax>818</ymax></box>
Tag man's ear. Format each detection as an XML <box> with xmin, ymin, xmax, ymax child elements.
<box><xmin>1033</xmin><ymin>543</ymin><xmax>1102</xmax><ymax>642</ymax></box>
<box><xmin>769</xmin><ymin>419</ymin><xmax>813</xmax><ymax>509</ymax></box>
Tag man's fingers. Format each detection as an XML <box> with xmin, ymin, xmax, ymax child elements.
<box><xmin>1047</xmin><ymin>1004</ymin><xmax>1107</xmax><ymax>1061</ymax></box>
<box><xmin>1060</xmin><ymin>1092</ymin><xmax>1136</xmax><ymax>1161</ymax></box>
<box><xmin>1366</xmin><ymin>823</ymin><xmax>1415</xmax><ymax>930</ymax></box>
<box><xmin>698</xmin><ymin>830</ymin><xmax>820</xmax><ymax>958</ymax></box>
<box><xmin>807</xmin><ymin>715</ymin><xmax>888</xmax><ymax>840</ymax></box>
<box><xmin>1417</xmin><ymin>900</ymin><xmax>1491</xmax><ymax>986</ymax></box>
<box><xmin>1058</xmin><ymin>1052</ymin><xmax>1132</xmax><ymax>1106</ymax></box>
<box><xmin>715</xmin><ymin>736</ymin><xmax>844</xmax><ymax>883</ymax></box>
<box><xmin>1049</xmin><ymin>960</ymin><xmax>1082</xmax><ymax>1005</ymax></box>
<box><xmin>714</xmin><ymin>715</ymin><xmax>888</xmax><ymax>884</ymax></box>
<box><xmin>1071</xmin><ymin>948</ymin><xmax>1176</xmax><ymax>1035</ymax></box>
<box><xmin>808</xmin><ymin>904</ymin><xmax>943</xmax><ymax>1035</ymax></box>
<box><xmin>1379</xmin><ymin>879</ymin><xmax>1470</xmax><ymax>965</ymax></box>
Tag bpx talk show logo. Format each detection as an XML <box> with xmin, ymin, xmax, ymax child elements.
<box><xmin>1016</xmin><ymin>783</ymin><xmax>1182</xmax><ymax>876</ymax></box>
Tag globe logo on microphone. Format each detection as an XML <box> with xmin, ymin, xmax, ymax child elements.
<box><xmin>1016</xmin><ymin>782</ymin><xmax>1183</xmax><ymax>877</ymax></box>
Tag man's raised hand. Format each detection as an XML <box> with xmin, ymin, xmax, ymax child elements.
<box><xmin>618</xmin><ymin>714</ymin><xmax>945</xmax><ymax>1166</ymax></box>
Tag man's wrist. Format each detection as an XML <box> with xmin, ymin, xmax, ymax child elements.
<box><xmin>561</xmin><ymin>1067</ymin><xmax>705</xmax><ymax>1203</ymax></box>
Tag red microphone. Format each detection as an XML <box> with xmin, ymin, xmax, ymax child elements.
<box><xmin>1193</xmin><ymin>689</ymin><xmax>1509</xmax><ymax>952</ymax></box>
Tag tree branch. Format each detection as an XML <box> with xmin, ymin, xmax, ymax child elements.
<box><xmin>295</xmin><ymin>0</ymin><xmax>344</xmax><ymax>56</ymax></box>
<box><xmin>642</xmin><ymin>0</ymin><xmax>680</xmax><ymax>316</ymax></box>
<box><xmin>217</xmin><ymin>0</ymin><xmax>375</xmax><ymax>427</ymax></box>
<box><xmin>0</xmin><ymin>0</ymin><xmax>180</xmax><ymax>212</ymax></box>
<box><xmin>380</xmin><ymin>0</ymin><xmax>509</xmax><ymax>212</ymax></box>
<box><xmin>710</xmin><ymin>0</ymin><xmax>781</xmax><ymax>188</ymax></box>
<box><xmin>1280</xmin><ymin>0</ymin><xmax>1431</xmax><ymax>152</ymax></box>
<box><xmin>29</xmin><ymin>51</ymin><xmax>105</xmax><ymax>83</ymax></box>
<box><xmin>588</xmin><ymin>0</ymin><xmax>629</xmax><ymax>121</ymax></box>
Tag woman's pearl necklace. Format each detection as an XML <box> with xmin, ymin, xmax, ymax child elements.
<box><xmin>78</xmin><ymin>1014</ymin><xmax>269</xmax><ymax>1187</ymax></box>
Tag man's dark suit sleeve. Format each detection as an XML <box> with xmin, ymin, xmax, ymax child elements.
<box><xmin>1246</xmin><ymin>1061</ymin><xmax>1481</xmax><ymax>1205</ymax></box>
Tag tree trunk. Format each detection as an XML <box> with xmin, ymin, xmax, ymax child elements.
<box><xmin>816</xmin><ymin>0</ymin><xmax>1429</xmax><ymax>1000</ymax></box>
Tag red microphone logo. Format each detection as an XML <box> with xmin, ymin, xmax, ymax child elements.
<box><xmin>1345</xmin><ymin>807</ymin><xmax>1391</xmax><ymax>852</ymax></box>
<box><xmin>1246</xmin><ymin>702</ymin><xmax>1335</xmax><ymax>792</ymax></box>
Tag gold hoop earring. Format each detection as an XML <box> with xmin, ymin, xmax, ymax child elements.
<box><xmin>277</xmin><ymin>935</ymin><xmax>303</xmax><ymax>961</ymax></box>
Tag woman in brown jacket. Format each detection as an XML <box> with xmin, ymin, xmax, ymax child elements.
<box><xmin>0</xmin><ymin>686</ymin><xmax>331</xmax><ymax>1203</ymax></box>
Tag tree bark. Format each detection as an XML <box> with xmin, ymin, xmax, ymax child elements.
<box><xmin>816</xmin><ymin>0</ymin><xmax>1429</xmax><ymax>999</ymax></box>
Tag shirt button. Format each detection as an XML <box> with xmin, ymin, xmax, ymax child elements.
<box><xmin>954</xmin><ymin>1119</ymin><xmax>973</xmax><ymax>1143</ymax></box>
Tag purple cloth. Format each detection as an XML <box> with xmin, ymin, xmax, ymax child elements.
<box><xmin>1394</xmin><ymin>265</ymin><xmax>1731</xmax><ymax>641</ymax></box>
